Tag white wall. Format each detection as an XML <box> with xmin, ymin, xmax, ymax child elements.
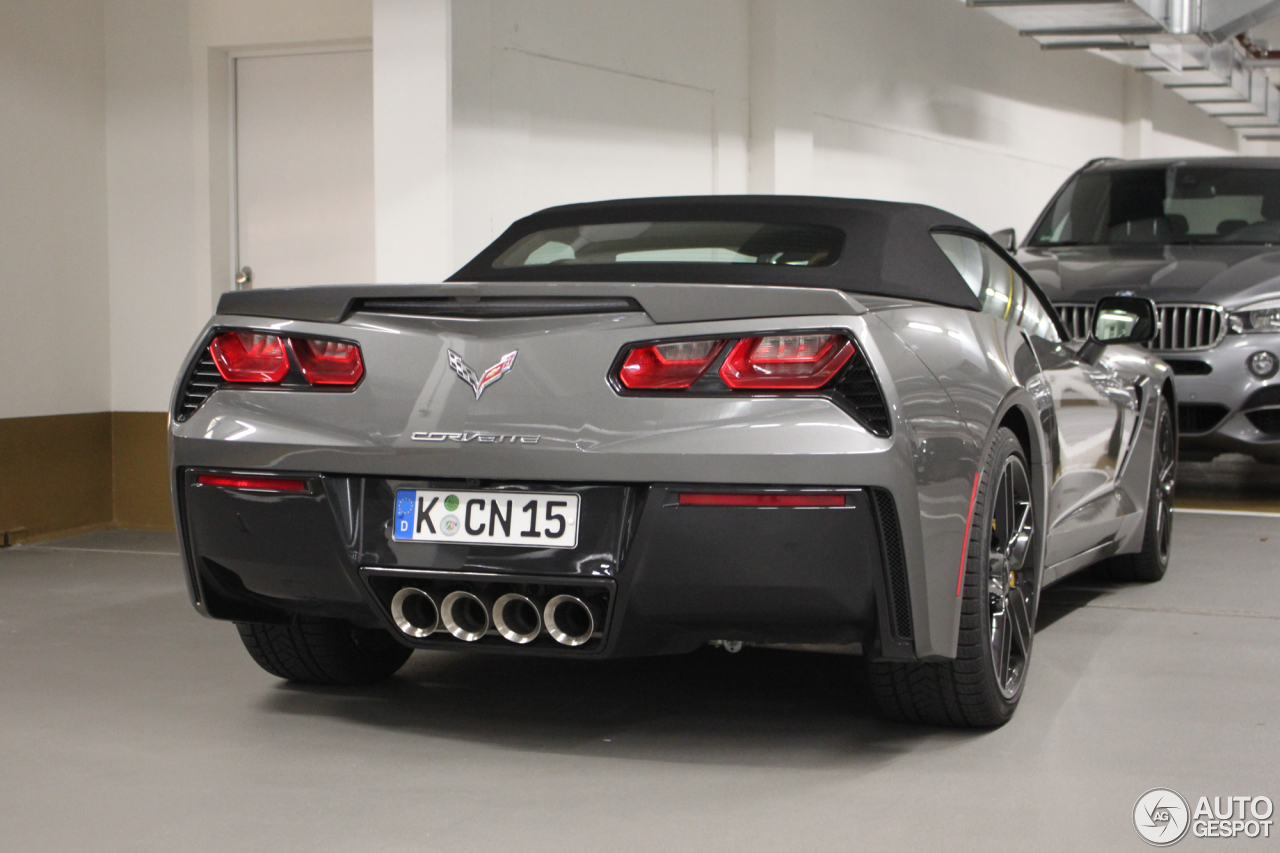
<box><xmin>1126</xmin><ymin>70</ymin><xmax>1247</xmax><ymax>161</ymax></box>
<box><xmin>4</xmin><ymin>0</ymin><xmax>1259</xmax><ymax>418</ymax></box>
<box><xmin>373</xmin><ymin>0</ymin><xmax>451</xmax><ymax>284</ymax></box>
<box><xmin>810</xmin><ymin>0</ymin><xmax>1131</xmax><ymax>235</ymax></box>
<box><xmin>447</xmin><ymin>0</ymin><xmax>750</xmax><ymax>271</ymax></box>
<box><xmin>105</xmin><ymin>0</ymin><xmax>197</xmax><ymax>413</ymax></box>
<box><xmin>0</xmin><ymin>0</ymin><xmax>110</xmax><ymax>420</ymax></box>
<box><xmin>97</xmin><ymin>0</ymin><xmax>372</xmax><ymax>412</ymax></box>
<box><xmin>189</xmin><ymin>0</ymin><xmax>373</xmax><ymax>314</ymax></box>
<box><xmin>385</xmin><ymin>0</ymin><xmax>1248</xmax><ymax>278</ymax></box>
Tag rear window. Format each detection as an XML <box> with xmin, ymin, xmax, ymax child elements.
<box><xmin>492</xmin><ymin>221</ymin><xmax>844</xmax><ymax>268</ymax></box>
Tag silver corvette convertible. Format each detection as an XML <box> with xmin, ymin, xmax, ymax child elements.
<box><xmin>170</xmin><ymin>196</ymin><xmax>1175</xmax><ymax>727</ymax></box>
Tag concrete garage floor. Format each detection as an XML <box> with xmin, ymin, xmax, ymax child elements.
<box><xmin>1</xmin><ymin>509</ymin><xmax>1277</xmax><ymax>850</ymax></box>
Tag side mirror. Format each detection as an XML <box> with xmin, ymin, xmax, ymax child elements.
<box><xmin>990</xmin><ymin>228</ymin><xmax>1017</xmax><ymax>251</ymax></box>
<box><xmin>1092</xmin><ymin>296</ymin><xmax>1158</xmax><ymax>344</ymax></box>
<box><xmin>1078</xmin><ymin>295</ymin><xmax>1158</xmax><ymax>363</ymax></box>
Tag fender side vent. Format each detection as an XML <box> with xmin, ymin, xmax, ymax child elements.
<box><xmin>832</xmin><ymin>348</ymin><xmax>892</xmax><ymax>437</ymax></box>
<box><xmin>356</xmin><ymin>296</ymin><xmax>643</xmax><ymax>318</ymax></box>
<box><xmin>174</xmin><ymin>346</ymin><xmax>223</xmax><ymax>423</ymax></box>
<box><xmin>870</xmin><ymin>487</ymin><xmax>911</xmax><ymax>640</ymax></box>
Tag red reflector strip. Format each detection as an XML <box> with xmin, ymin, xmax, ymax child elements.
<box><xmin>956</xmin><ymin>471</ymin><xmax>983</xmax><ymax>596</ymax></box>
<box><xmin>678</xmin><ymin>493</ymin><xmax>846</xmax><ymax>507</ymax></box>
<box><xmin>197</xmin><ymin>474</ymin><xmax>308</xmax><ymax>492</ymax></box>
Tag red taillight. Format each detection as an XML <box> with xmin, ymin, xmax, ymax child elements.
<box><xmin>197</xmin><ymin>474</ymin><xmax>308</xmax><ymax>492</ymax></box>
<box><xmin>719</xmin><ymin>334</ymin><xmax>854</xmax><ymax>390</ymax></box>
<box><xmin>678</xmin><ymin>492</ymin><xmax>846</xmax><ymax>507</ymax></box>
<box><xmin>206</xmin><ymin>331</ymin><xmax>364</xmax><ymax>387</ymax></box>
<box><xmin>209</xmin><ymin>332</ymin><xmax>289</xmax><ymax>383</ymax></box>
<box><xmin>291</xmin><ymin>337</ymin><xmax>364</xmax><ymax>386</ymax></box>
<box><xmin>619</xmin><ymin>339</ymin><xmax>726</xmax><ymax>389</ymax></box>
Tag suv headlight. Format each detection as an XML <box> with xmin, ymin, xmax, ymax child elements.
<box><xmin>1250</xmin><ymin>309</ymin><xmax>1280</xmax><ymax>332</ymax></box>
<box><xmin>1231</xmin><ymin>298</ymin><xmax>1280</xmax><ymax>333</ymax></box>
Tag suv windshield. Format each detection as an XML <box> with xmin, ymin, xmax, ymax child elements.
<box><xmin>492</xmin><ymin>221</ymin><xmax>843</xmax><ymax>268</ymax></box>
<box><xmin>1029</xmin><ymin>166</ymin><xmax>1280</xmax><ymax>246</ymax></box>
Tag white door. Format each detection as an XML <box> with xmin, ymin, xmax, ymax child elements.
<box><xmin>234</xmin><ymin>49</ymin><xmax>374</xmax><ymax>289</ymax></box>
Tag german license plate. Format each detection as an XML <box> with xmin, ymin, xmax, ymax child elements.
<box><xmin>393</xmin><ymin>489</ymin><xmax>580</xmax><ymax>548</ymax></box>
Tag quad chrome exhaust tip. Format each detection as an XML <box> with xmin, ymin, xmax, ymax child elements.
<box><xmin>544</xmin><ymin>595</ymin><xmax>595</xmax><ymax>647</ymax></box>
<box><xmin>440</xmin><ymin>590</ymin><xmax>491</xmax><ymax>642</ymax></box>
<box><xmin>392</xmin><ymin>587</ymin><xmax>598</xmax><ymax>646</ymax></box>
<box><xmin>389</xmin><ymin>587</ymin><xmax>439</xmax><ymax>638</ymax></box>
<box><xmin>493</xmin><ymin>593</ymin><xmax>542</xmax><ymax>644</ymax></box>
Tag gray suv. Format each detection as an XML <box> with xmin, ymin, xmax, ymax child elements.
<box><xmin>1019</xmin><ymin>157</ymin><xmax>1280</xmax><ymax>462</ymax></box>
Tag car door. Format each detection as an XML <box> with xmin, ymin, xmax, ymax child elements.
<box><xmin>1027</xmin><ymin>335</ymin><xmax>1139</xmax><ymax>567</ymax></box>
<box><xmin>934</xmin><ymin>233</ymin><xmax>1138</xmax><ymax>567</ymax></box>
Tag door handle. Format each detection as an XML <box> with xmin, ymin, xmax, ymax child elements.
<box><xmin>235</xmin><ymin>266</ymin><xmax>253</xmax><ymax>289</ymax></box>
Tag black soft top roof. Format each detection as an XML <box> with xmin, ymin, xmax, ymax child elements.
<box><xmin>449</xmin><ymin>195</ymin><xmax>985</xmax><ymax>310</ymax></box>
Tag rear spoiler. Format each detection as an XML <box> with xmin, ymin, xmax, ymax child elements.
<box><xmin>216</xmin><ymin>281</ymin><xmax>868</xmax><ymax>325</ymax></box>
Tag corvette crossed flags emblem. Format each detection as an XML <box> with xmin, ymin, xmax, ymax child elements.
<box><xmin>447</xmin><ymin>349</ymin><xmax>518</xmax><ymax>400</ymax></box>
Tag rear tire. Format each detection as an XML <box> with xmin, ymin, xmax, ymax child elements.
<box><xmin>1092</xmin><ymin>396</ymin><xmax>1175</xmax><ymax>583</ymax></box>
<box><xmin>869</xmin><ymin>427</ymin><xmax>1039</xmax><ymax>728</ymax></box>
<box><xmin>235</xmin><ymin>616</ymin><xmax>413</xmax><ymax>685</ymax></box>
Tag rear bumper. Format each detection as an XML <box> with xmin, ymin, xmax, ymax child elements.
<box><xmin>177</xmin><ymin>470</ymin><xmax>916</xmax><ymax>661</ymax></box>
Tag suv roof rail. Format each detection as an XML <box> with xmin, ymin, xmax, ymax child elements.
<box><xmin>1083</xmin><ymin>157</ymin><xmax>1124</xmax><ymax>169</ymax></box>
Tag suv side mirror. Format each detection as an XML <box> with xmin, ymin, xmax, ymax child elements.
<box><xmin>1079</xmin><ymin>295</ymin><xmax>1158</xmax><ymax>363</ymax></box>
<box><xmin>990</xmin><ymin>228</ymin><xmax>1017</xmax><ymax>251</ymax></box>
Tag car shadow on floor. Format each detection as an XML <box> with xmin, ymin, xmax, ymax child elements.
<box><xmin>1035</xmin><ymin>571</ymin><xmax>1117</xmax><ymax>633</ymax></box>
<box><xmin>257</xmin><ymin>645</ymin><xmax>979</xmax><ymax>768</ymax></box>
<box><xmin>255</xmin><ymin>572</ymin><xmax>1140</xmax><ymax>766</ymax></box>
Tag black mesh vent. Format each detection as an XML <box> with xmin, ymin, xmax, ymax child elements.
<box><xmin>174</xmin><ymin>346</ymin><xmax>222</xmax><ymax>423</ymax></box>
<box><xmin>1164</xmin><ymin>358</ymin><xmax>1212</xmax><ymax>376</ymax></box>
<box><xmin>1178</xmin><ymin>403</ymin><xmax>1229</xmax><ymax>435</ymax></box>
<box><xmin>1244</xmin><ymin>385</ymin><xmax>1280</xmax><ymax>410</ymax></box>
<box><xmin>870</xmin><ymin>488</ymin><xmax>911</xmax><ymax>640</ymax></box>
<box><xmin>1247</xmin><ymin>408</ymin><xmax>1280</xmax><ymax>436</ymax></box>
<box><xmin>831</xmin><ymin>348</ymin><xmax>891</xmax><ymax>437</ymax></box>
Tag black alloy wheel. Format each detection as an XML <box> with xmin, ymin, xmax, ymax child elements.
<box><xmin>986</xmin><ymin>450</ymin><xmax>1036</xmax><ymax>700</ymax></box>
<box><xmin>869</xmin><ymin>427</ymin><xmax>1040</xmax><ymax>727</ymax></box>
<box><xmin>1152</xmin><ymin>400</ymin><xmax>1177</xmax><ymax>567</ymax></box>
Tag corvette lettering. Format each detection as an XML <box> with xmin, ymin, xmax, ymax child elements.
<box><xmin>411</xmin><ymin>431</ymin><xmax>540</xmax><ymax>444</ymax></box>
